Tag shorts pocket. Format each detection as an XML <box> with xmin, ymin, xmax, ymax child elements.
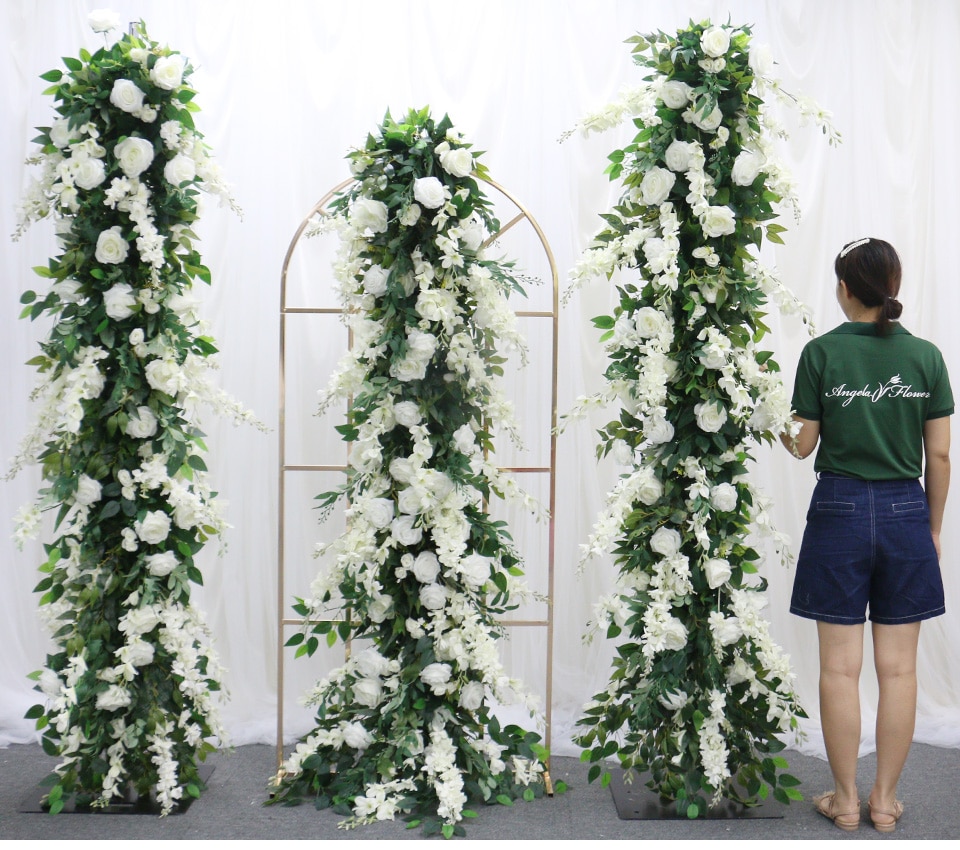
<box><xmin>814</xmin><ymin>500</ymin><xmax>855</xmax><ymax>514</ymax></box>
<box><xmin>892</xmin><ymin>500</ymin><xmax>926</xmax><ymax>514</ymax></box>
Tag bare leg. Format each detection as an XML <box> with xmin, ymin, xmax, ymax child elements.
<box><xmin>869</xmin><ymin>621</ymin><xmax>921</xmax><ymax>826</ymax></box>
<box><xmin>817</xmin><ymin>622</ymin><xmax>864</xmax><ymax>816</ymax></box>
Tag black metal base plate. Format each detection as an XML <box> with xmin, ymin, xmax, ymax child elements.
<box><xmin>18</xmin><ymin>765</ymin><xmax>214</xmax><ymax>815</ymax></box>
<box><xmin>609</xmin><ymin>769</ymin><xmax>784</xmax><ymax>820</ymax></box>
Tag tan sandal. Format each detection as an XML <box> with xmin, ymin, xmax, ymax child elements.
<box><xmin>814</xmin><ymin>791</ymin><xmax>861</xmax><ymax>832</ymax></box>
<box><xmin>868</xmin><ymin>799</ymin><xmax>904</xmax><ymax>833</ymax></box>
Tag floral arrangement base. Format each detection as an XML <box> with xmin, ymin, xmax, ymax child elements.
<box><xmin>608</xmin><ymin>769</ymin><xmax>782</xmax><ymax>820</ymax></box>
<box><xmin>18</xmin><ymin>766</ymin><xmax>214</xmax><ymax>816</ymax></box>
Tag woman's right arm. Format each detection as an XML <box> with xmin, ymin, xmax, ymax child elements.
<box><xmin>923</xmin><ymin>415</ymin><xmax>951</xmax><ymax>559</ymax></box>
<box><xmin>780</xmin><ymin>416</ymin><xmax>820</xmax><ymax>459</ymax></box>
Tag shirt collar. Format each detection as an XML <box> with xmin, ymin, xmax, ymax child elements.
<box><xmin>830</xmin><ymin>322</ymin><xmax>910</xmax><ymax>337</ymax></box>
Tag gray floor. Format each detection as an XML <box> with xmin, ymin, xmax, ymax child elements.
<box><xmin>1</xmin><ymin>742</ymin><xmax>957</xmax><ymax>840</ymax></box>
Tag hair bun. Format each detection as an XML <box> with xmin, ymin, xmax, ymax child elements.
<box><xmin>884</xmin><ymin>296</ymin><xmax>903</xmax><ymax>321</ymax></box>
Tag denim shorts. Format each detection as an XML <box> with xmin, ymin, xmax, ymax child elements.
<box><xmin>790</xmin><ymin>474</ymin><xmax>945</xmax><ymax>625</ymax></box>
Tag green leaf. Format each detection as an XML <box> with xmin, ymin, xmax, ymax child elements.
<box><xmin>441</xmin><ymin>824</ymin><xmax>454</xmax><ymax>839</ymax></box>
<box><xmin>62</xmin><ymin>56</ymin><xmax>82</xmax><ymax>71</ymax></box>
<box><xmin>40</xmin><ymin>69</ymin><xmax>63</xmax><ymax>83</ymax></box>
<box><xmin>495</xmin><ymin>794</ymin><xmax>513</xmax><ymax>806</ymax></box>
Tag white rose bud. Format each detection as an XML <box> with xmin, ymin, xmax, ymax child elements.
<box><xmin>701</xmin><ymin>26</ymin><xmax>731</xmax><ymax>58</ymax></box>
<box><xmin>125</xmin><ymin>405</ymin><xmax>158</xmax><ymax>439</ymax></box>
<box><xmin>135</xmin><ymin>510</ymin><xmax>171</xmax><ymax>545</ymax></box>
<box><xmin>685</xmin><ymin>104</ymin><xmax>724</xmax><ymax>133</ymax></box>
<box><xmin>95</xmin><ymin>226</ymin><xmax>129</xmax><ymax>265</ymax></box>
<box><xmin>103</xmin><ymin>282</ymin><xmax>137</xmax><ymax>320</ymax></box>
<box><xmin>164</xmin><ymin>153</ymin><xmax>196</xmax><ymax>187</ymax></box>
<box><xmin>413</xmin><ymin>176</ymin><xmax>446</xmax><ymax>209</ymax></box>
<box><xmin>650</xmin><ymin>526</ymin><xmax>682</xmax><ymax>557</ymax></box>
<box><xmin>145</xmin><ymin>551</ymin><xmax>178</xmax><ymax>577</ymax></box>
<box><xmin>694</xmin><ymin>400</ymin><xmax>728</xmax><ymax>433</ymax></box>
<box><xmin>114</xmin><ymin>136</ymin><xmax>155</xmax><ymax>178</ymax></box>
<box><xmin>639</xmin><ymin>166</ymin><xmax>676</xmax><ymax>206</ymax></box>
<box><xmin>704</xmin><ymin>557</ymin><xmax>733</xmax><ymax>589</ymax></box>
<box><xmin>75</xmin><ymin>474</ymin><xmax>102</xmax><ymax>506</ymax></box>
<box><xmin>109</xmin><ymin>79</ymin><xmax>146</xmax><ymax>114</ymax></box>
<box><xmin>150</xmin><ymin>54</ymin><xmax>186</xmax><ymax>90</ymax></box>
<box><xmin>439</xmin><ymin>147</ymin><xmax>473</xmax><ymax>178</ymax></box>
<box><xmin>351</xmin><ymin>197</ymin><xmax>389</xmax><ymax>233</ymax></box>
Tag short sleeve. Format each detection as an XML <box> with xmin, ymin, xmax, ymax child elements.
<box><xmin>791</xmin><ymin>340</ymin><xmax>824</xmax><ymax>421</ymax></box>
<box><xmin>927</xmin><ymin>349</ymin><xmax>954</xmax><ymax>419</ymax></box>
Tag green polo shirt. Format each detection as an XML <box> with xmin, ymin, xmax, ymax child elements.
<box><xmin>791</xmin><ymin>323</ymin><xmax>953</xmax><ymax>480</ymax></box>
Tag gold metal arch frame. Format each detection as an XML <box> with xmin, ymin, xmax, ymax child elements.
<box><xmin>276</xmin><ymin>177</ymin><xmax>559</xmax><ymax>781</ymax></box>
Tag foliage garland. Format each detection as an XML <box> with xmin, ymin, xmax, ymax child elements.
<box><xmin>9</xmin><ymin>12</ymin><xmax>254</xmax><ymax>814</ymax></box>
<box><xmin>268</xmin><ymin>107</ymin><xmax>549</xmax><ymax>838</ymax></box>
<box><xmin>565</xmin><ymin>21</ymin><xmax>838</xmax><ymax>816</ymax></box>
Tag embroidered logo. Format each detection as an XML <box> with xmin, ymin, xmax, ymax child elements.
<box><xmin>824</xmin><ymin>374</ymin><xmax>931</xmax><ymax>407</ymax></box>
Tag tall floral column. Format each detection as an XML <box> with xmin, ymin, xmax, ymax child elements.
<box><xmin>9</xmin><ymin>13</ymin><xmax>253</xmax><ymax>814</ymax></box>
<box><xmin>269</xmin><ymin>108</ymin><xmax>548</xmax><ymax>838</ymax></box>
<box><xmin>565</xmin><ymin>22</ymin><xmax>838</xmax><ymax>815</ymax></box>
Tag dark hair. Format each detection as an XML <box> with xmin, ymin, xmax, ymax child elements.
<box><xmin>834</xmin><ymin>238</ymin><xmax>903</xmax><ymax>336</ymax></box>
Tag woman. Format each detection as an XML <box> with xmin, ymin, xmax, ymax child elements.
<box><xmin>782</xmin><ymin>238</ymin><xmax>952</xmax><ymax>832</ymax></box>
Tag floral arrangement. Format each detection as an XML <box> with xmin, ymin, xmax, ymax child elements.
<box><xmin>268</xmin><ymin>107</ymin><xmax>550</xmax><ymax>838</ymax></box>
<box><xmin>564</xmin><ymin>21</ymin><xmax>838</xmax><ymax>815</ymax></box>
<box><xmin>9</xmin><ymin>11</ymin><xmax>255</xmax><ymax>815</ymax></box>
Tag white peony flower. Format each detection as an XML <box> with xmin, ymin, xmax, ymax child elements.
<box><xmin>352</xmin><ymin>677</ymin><xmax>383</xmax><ymax>708</ymax></box>
<box><xmin>103</xmin><ymin>282</ymin><xmax>137</xmax><ymax>320</ymax></box>
<box><xmin>660</xmin><ymin>80</ymin><xmax>692</xmax><ymax>109</ymax></box>
<box><xmin>700</xmin><ymin>205</ymin><xmax>737</xmax><ymax>238</ymax></box>
<box><xmin>412</xmin><ymin>551</ymin><xmax>441</xmax><ymax>584</ymax></box>
<box><xmin>164</xmin><ymin>153</ymin><xmax>196</xmax><ymax>187</ymax></box>
<box><xmin>639</xmin><ymin>167</ymin><xmax>676</xmax><ymax>206</ymax></box>
<box><xmin>95</xmin><ymin>226</ymin><xmax>129</xmax><ymax>264</ymax></box>
<box><xmin>694</xmin><ymin>401</ymin><xmax>728</xmax><ymax>433</ymax></box>
<box><xmin>110</xmin><ymin>79</ymin><xmax>146</xmax><ymax>114</ymax></box>
<box><xmin>650</xmin><ymin>526</ymin><xmax>682</xmax><ymax>557</ymax></box>
<box><xmin>75</xmin><ymin>474</ymin><xmax>102</xmax><ymax>506</ymax></box>
<box><xmin>439</xmin><ymin>147</ymin><xmax>473</xmax><ymax>178</ymax></box>
<box><xmin>145</xmin><ymin>551</ymin><xmax>178</xmax><ymax>577</ymax></box>
<box><xmin>731</xmin><ymin>150</ymin><xmax>764</xmax><ymax>186</ymax></box>
<box><xmin>419</xmin><ymin>583</ymin><xmax>447</xmax><ymax>611</ymax></box>
<box><xmin>351</xmin><ymin>197</ymin><xmax>389</xmax><ymax>233</ymax></box>
<box><xmin>88</xmin><ymin>8</ymin><xmax>120</xmax><ymax>33</ymax></box>
<box><xmin>150</xmin><ymin>54</ymin><xmax>186</xmax><ymax>90</ymax></box>
<box><xmin>709</xmin><ymin>483</ymin><xmax>738</xmax><ymax>513</ymax></box>
<box><xmin>413</xmin><ymin>176</ymin><xmax>446</xmax><ymax>209</ymax></box>
<box><xmin>135</xmin><ymin>510</ymin><xmax>171</xmax><ymax>545</ymax></box>
<box><xmin>114</xmin><ymin>136</ymin><xmax>155</xmax><ymax>178</ymax></box>
<box><xmin>701</xmin><ymin>26</ymin><xmax>731</xmax><ymax>58</ymax></box>
<box><xmin>703</xmin><ymin>557</ymin><xmax>732</xmax><ymax>589</ymax></box>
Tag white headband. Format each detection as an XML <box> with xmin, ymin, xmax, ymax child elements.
<box><xmin>839</xmin><ymin>238</ymin><xmax>870</xmax><ymax>258</ymax></box>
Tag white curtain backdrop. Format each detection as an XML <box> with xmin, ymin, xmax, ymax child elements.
<box><xmin>2</xmin><ymin>0</ymin><xmax>958</xmax><ymax>761</ymax></box>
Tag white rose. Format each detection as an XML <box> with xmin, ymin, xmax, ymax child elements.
<box><xmin>660</xmin><ymin>80</ymin><xmax>692</xmax><ymax>109</ymax></box>
<box><xmin>74</xmin><ymin>157</ymin><xmax>106</xmax><ymax>190</ymax></box>
<box><xmin>125</xmin><ymin>405</ymin><xmax>158</xmax><ymax>439</ymax></box>
<box><xmin>342</xmin><ymin>722</ymin><xmax>373</xmax><ymax>750</ymax></box>
<box><xmin>164</xmin><ymin>153</ymin><xmax>196</xmax><ymax>187</ymax></box>
<box><xmin>150</xmin><ymin>54</ymin><xmax>186</xmax><ymax>90</ymax></box>
<box><xmin>390</xmin><ymin>356</ymin><xmax>428</xmax><ymax>383</ymax></box>
<box><xmin>400</xmin><ymin>204</ymin><xmax>422</xmax><ymax>227</ymax></box>
<box><xmin>413</xmin><ymin>176</ymin><xmax>446</xmax><ymax>209</ymax></box>
<box><xmin>664</xmin><ymin>140</ymin><xmax>695</xmax><ymax>173</ymax></box>
<box><xmin>119</xmin><ymin>638</ymin><xmax>155</xmax><ymax>667</ymax></box>
<box><xmin>699</xmin><ymin>57</ymin><xmax>726</xmax><ymax>73</ymax></box>
<box><xmin>135</xmin><ymin>510</ymin><xmax>171</xmax><ymax>545</ymax></box>
<box><xmin>420</xmin><ymin>662</ymin><xmax>452</xmax><ymax>694</ymax></box>
<box><xmin>391</xmin><ymin>515</ymin><xmax>423</xmax><ymax>546</ymax></box>
<box><xmin>361</xmin><ymin>264</ymin><xmax>388</xmax><ymax>296</ymax></box>
<box><xmin>96</xmin><ymin>684</ymin><xmax>132</xmax><ymax>711</ymax></box>
<box><xmin>351</xmin><ymin>197</ymin><xmax>389</xmax><ymax>233</ymax></box>
<box><xmin>659</xmin><ymin>689</ymin><xmax>688</xmax><ymax>712</ymax></box>
<box><xmin>458</xmin><ymin>680</ymin><xmax>485</xmax><ymax>711</ymax></box>
<box><xmin>650</xmin><ymin>526</ymin><xmax>682</xmax><ymax>557</ymax></box>
<box><xmin>634</xmin><ymin>306</ymin><xmax>667</xmax><ymax>339</ymax></box>
<box><xmin>701</xmin><ymin>26</ymin><xmax>731</xmax><ymax>58</ymax></box>
<box><xmin>365</xmin><ymin>497</ymin><xmax>394</xmax><ymax>530</ymax></box>
<box><xmin>88</xmin><ymin>8</ymin><xmax>120</xmax><ymax>33</ymax></box>
<box><xmin>412</xmin><ymin>551</ymin><xmax>441</xmax><ymax>583</ymax></box>
<box><xmin>39</xmin><ymin>669</ymin><xmax>62</xmax><ymax>698</ymax></box>
<box><xmin>419</xmin><ymin>583</ymin><xmax>447</xmax><ymax>611</ymax></box>
<box><xmin>173</xmin><ymin>499</ymin><xmax>203</xmax><ymax>531</ymax></box>
<box><xmin>459</xmin><ymin>215</ymin><xmax>485</xmax><ymax>252</ymax></box>
<box><xmin>353</xmin><ymin>677</ymin><xmax>383</xmax><ymax>707</ymax></box>
<box><xmin>700</xmin><ymin>205</ymin><xmax>737</xmax><ymax>238</ymax></box>
<box><xmin>353</xmin><ymin>647</ymin><xmax>389</xmax><ymax>679</ymax></box>
<box><xmin>367</xmin><ymin>594</ymin><xmax>393</xmax><ymax>623</ymax></box>
<box><xmin>389</xmin><ymin>457</ymin><xmax>415</xmax><ymax>484</ymax></box>
<box><xmin>685</xmin><ymin>104</ymin><xmax>724</xmax><ymax>133</ymax></box>
<box><xmin>749</xmin><ymin>44</ymin><xmax>775</xmax><ymax>77</ymax></box>
<box><xmin>699</xmin><ymin>344</ymin><xmax>727</xmax><ymax>371</ymax></box>
<box><xmin>145</xmin><ymin>358</ymin><xmax>181</xmax><ymax>396</ymax></box>
<box><xmin>709</xmin><ymin>483</ymin><xmax>738</xmax><ymax>513</ymax></box>
<box><xmin>114</xmin><ymin>136</ymin><xmax>155</xmax><ymax>178</ymax></box>
<box><xmin>95</xmin><ymin>226</ymin><xmax>129</xmax><ymax>264</ymax></box>
<box><xmin>120</xmin><ymin>605</ymin><xmax>161</xmax><ymax>636</ymax></box>
<box><xmin>458</xmin><ymin>553</ymin><xmax>491</xmax><ymax>588</ymax></box>
<box><xmin>695</xmin><ymin>400</ymin><xmax>728</xmax><ymax>433</ymax></box>
<box><xmin>110</xmin><ymin>79</ymin><xmax>146</xmax><ymax>114</ymax></box>
<box><xmin>129</xmin><ymin>328</ymin><xmax>145</xmax><ymax>346</ymax></box>
<box><xmin>439</xmin><ymin>147</ymin><xmax>473</xmax><ymax>178</ymax></box>
<box><xmin>710</xmin><ymin>612</ymin><xmax>743</xmax><ymax>646</ymax></box>
<box><xmin>75</xmin><ymin>474</ymin><xmax>102</xmax><ymax>506</ymax></box>
<box><xmin>704</xmin><ymin>557</ymin><xmax>732</xmax><ymax>589</ymax></box>
<box><xmin>59</xmin><ymin>185</ymin><xmax>80</xmax><ymax>213</ymax></box>
<box><xmin>145</xmin><ymin>551</ymin><xmax>178</xmax><ymax>577</ymax></box>
<box><xmin>393</xmin><ymin>401</ymin><xmax>421</xmax><ymax>427</ymax></box>
<box><xmin>645</xmin><ymin>414</ymin><xmax>674</xmax><ymax>445</ymax></box>
<box><xmin>103</xmin><ymin>282</ymin><xmax>137</xmax><ymax>320</ymax></box>
<box><xmin>49</xmin><ymin>118</ymin><xmax>73</xmax><ymax>149</ymax></box>
<box><xmin>636</xmin><ymin>472</ymin><xmax>663</xmax><ymax>506</ymax></box>
<box><xmin>407</xmin><ymin>329</ymin><xmax>438</xmax><ymax>360</ymax></box>
<box><xmin>639</xmin><ymin>167</ymin><xmax>676</xmax><ymax>206</ymax></box>
<box><xmin>453</xmin><ymin>424</ymin><xmax>476</xmax><ymax>455</ymax></box>
<box><xmin>731</xmin><ymin>150</ymin><xmax>764</xmax><ymax>186</ymax></box>
<box><xmin>662</xmin><ymin>616</ymin><xmax>688</xmax><ymax>651</ymax></box>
